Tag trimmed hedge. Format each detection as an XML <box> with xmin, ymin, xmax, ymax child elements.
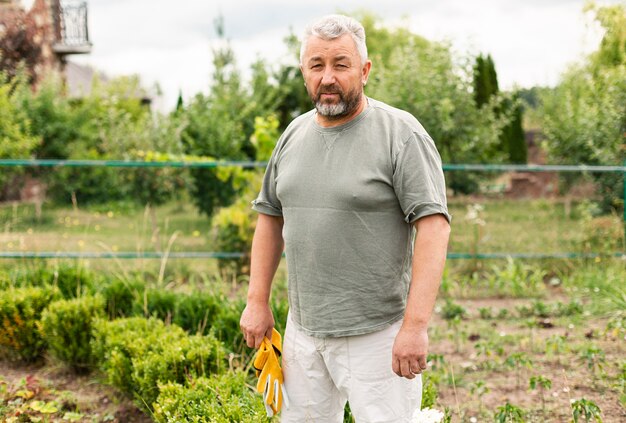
<box><xmin>39</xmin><ymin>295</ymin><xmax>105</xmax><ymax>371</ymax></box>
<box><xmin>153</xmin><ymin>372</ymin><xmax>271</xmax><ymax>423</ymax></box>
<box><xmin>0</xmin><ymin>286</ymin><xmax>59</xmax><ymax>361</ymax></box>
<box><xmin>91</xmin><ymin>317</ymin><xmax>226</xmax><ymax>409</ymax></box>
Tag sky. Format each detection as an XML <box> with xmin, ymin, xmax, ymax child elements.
<box><xmin>33</xmin><ymin>0</ymin><xmax>619</xmax><ymax>111</ymax></box>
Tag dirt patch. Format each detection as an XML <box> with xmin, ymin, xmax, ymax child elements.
<box><xmin>428</xmin><ymin>297</ymin><xmax>625</xmax><ymax>422</ymax></box>
<box><xmin>0</xmin><ymin>359</ymin><xmax>150</xmax><ymax>422</ymax></box>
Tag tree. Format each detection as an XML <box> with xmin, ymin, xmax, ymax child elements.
<box><xmin>180</xmin><ymin>17</ymin><xmax>283</xmax><ymax>220</ymax></box>
<box><xmin>0</xmin><ymin>71</ymin><xmax>39</xmax><ymax>199</ymax></box>
<box><xmin>360</xmin><ymin>13</ymin><xmax>510</xmax><ymax>193</ymax></box>
<box><xmin>538</xmin><ymin>1</ymin><xmax>625</xmax><ymax>213</ymax></box>
<box><xmin>473</xmin><ymin>54</ymin><xmax>527</xmax><ymax>164</ymax></box>
<box><xmin>473</xmin><ymin>54</ymin><xmax>499</xmax><ymax>108</ymax></box>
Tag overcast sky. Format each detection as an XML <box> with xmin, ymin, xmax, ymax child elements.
<box><xmin>44</xmin><ymin>0</ymin><xmax>619</xmax><ymax>111</ymax></box>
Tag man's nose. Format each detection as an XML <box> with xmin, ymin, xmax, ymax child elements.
<box><xmin>321</xmin><ymin>67</ymin><xmax>337</xmax><ymax>85</ymax></box>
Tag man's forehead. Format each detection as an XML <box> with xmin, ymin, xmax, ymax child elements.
<box><xmin>304</xmin><ymin>34</ymin><xmax>359</xmax><ymax>60</ymax></box>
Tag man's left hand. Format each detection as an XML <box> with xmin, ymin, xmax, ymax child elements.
<box><xmin>391</xmin><ymin>324</ymin><xmax>428</xmax><ymax>379</ymax></box>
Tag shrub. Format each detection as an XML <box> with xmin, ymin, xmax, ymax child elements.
<box><xmin>133</xmin><ymin>288</ymin><xmax>178</xmax><ymax>321</ymax></box>
<box><xmin>8</xmin><ymin>263</ymin><xmax>97</xmax><ymax>299</ymax></box>
<box><xmin>132</xmin><ymin>334</ymin><xmax>225</xmax><ymax>408</ymax></box>
<box><xmin>153</xmin><ymin>372</ymin><xmax>270</xmax><ymax>423</ymax></box>
<box><xmin>91</xmin><ymin>317</ymin><xmax>185</xmax><ymax>393</ymax></box>
<box><xmin>0</xmin><ymin>286</ymin><xmax>59</xmax><ymax>361</ymax></box>
<box><xmin>173</xmin><ymin>292</ymin><xmax>220</xmax><ymax>335</ymax></box>
<box><xmin>39</xmin><ymin>295</ymin><xmax>105</xmax><ymax>372</ymax></box>
<box><xmin>210</xmin><ymin>294</ymin><xmax>247</xmax><ymax>354</ymax></box>
<box><xmin>101</xmin><ymin>278</ymin><xmax>145</xmax><ymax>319</ymax></box>
<box><xmin>91</xmin><ymin>317</ymin><xmax>226</xmax><ymax>410</ymax></box>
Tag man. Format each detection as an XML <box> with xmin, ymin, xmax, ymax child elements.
<box><xmin>240</xmin><ymin>14</ymin><xmax>451</xmax><ymax>422</ymax></box>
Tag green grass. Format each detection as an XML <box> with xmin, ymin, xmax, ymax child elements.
<box><xmin>2</xmin><ymin>197</ymin><xmax>623</xmax><ymax>259</ymax></box>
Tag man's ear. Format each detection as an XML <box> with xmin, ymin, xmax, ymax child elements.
<box><xmin>362</xmin><ymin>60</ymin><xmax>372</xmax><ymax>85</ymax></box>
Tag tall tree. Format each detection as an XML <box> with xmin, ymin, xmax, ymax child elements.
<box><xmin>473</xmin><ymin>54</ymin><xmax>499</xmax><ymax>108</ymax></box>
<box><xmin>473</xmin><ymin>53</ymin><xmax>527</xmax><ymax>163</ymax></box>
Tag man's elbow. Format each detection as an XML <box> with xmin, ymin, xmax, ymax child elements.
<box><xmin>414</xmin><ymin>214</ymin><xmax>451</xmax><ymax>238</ymax></box>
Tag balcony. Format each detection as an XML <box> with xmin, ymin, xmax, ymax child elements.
<box><xmin>52</xmin><ymin>1</ymin><xmax>91</xmax><ymax>55</ymax></box>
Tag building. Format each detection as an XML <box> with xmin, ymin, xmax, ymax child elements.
<box><xmin>0</xmin><ymin>0</ymin><xmax>91</xmax><ymax>87</ymax></box>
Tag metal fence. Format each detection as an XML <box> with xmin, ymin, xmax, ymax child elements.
<box><xmin>0</xmin><ymin>159</ymin><xmax>624</xmax><ymax>260</ymax></box>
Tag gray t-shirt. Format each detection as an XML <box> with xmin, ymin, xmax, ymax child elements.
<box><xmin>252</xmin><ymin>98</ymin><xmax>450</xmax><ymax>337</ymax></box>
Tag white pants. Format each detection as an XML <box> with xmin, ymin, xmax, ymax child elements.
<box><xmin>281</xmin><ymin>315</ymin><xmax>422</xmax><ymax>423</ymax></box>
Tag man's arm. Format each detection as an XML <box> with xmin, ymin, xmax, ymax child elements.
<box><xmin>392</xmin><ymin>213</ymin><xmax>450</xmax><ymax>379</ymax></box>
<box><xmin>240</xmin><ymin>213</ymin><xmax>284</xmax><ymax>349</ymax></box>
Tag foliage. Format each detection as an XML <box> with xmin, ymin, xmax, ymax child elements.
<box><xmin>571</xmin><ymin>398</ymin><xmax>603</xmax><ymax>423</ymax></box>
<box><xmin>472</xmin><ymin>55</ymin><xmax>527</xmax><ymax>164</ymax></box>
<box><xmin>101</xmin><ymin>278</ymin><xmax>145</xmax><ymax>319</ymax></box>
<box><xmin>0</xmin><ymin>71</ymin><xmax>39</xmax><ymax>198</ymax></box>
<box><xmin>421</xmin><ymin>373</ymin><xmax>439</xmax><ymax>409</ymax></box>
<box><xmin>91</xmin><ymin>317</ymin><xmax>226</xmax><ymax>409</ymax></box>
<box><xmin>39</xmin><ymin>295</ymin><xmax>105</xmax><ymax>371</ymax></box>
<box><xmin>0</xmin><ymin>286</ymin><xmax>59</xmax><ymax>361</ymax></box>
<box><xmin>14</xmin><ymin>74</ymin><xmax>187</xmax><ymax>207</ymax></box>
<box><xmin>441</xmin><ymin>300</ymin><xmax>467</xmax><ymax>321</ymax></box>
<box><xmin>494</xmin><ymin>401</ymin><xmax>526</xmax><ymax>422</ymax></box>
<box><xmin>538</xmin><ymin>2</ymin><xmax>626</xmax><ymax>213</ymax></box>
<box><xmin>210</xmin><ymin>114</ymin><xmax>280</xmax><ymax>274</ymax></box>
<box><xmin>473</xmin><ymin>54</ymin><xmax>499</xmax><ymax>108</ymax></box>
<box><xmin>153</xmin><ymin>372</ymin><xmax>271</xmax><ymax>422</ymax></box>
<box><xmin>179</xmin><ymin>20</ymin><xmax>280</xmax><ymax>221</ymax></box>
<box><xmin>91</xmin><ymin>317</ymin><xmax>174</xmax><ymax>392</ymax></box>
<box><xmin>361</xmin><ymin>13</ymin><xmax>509</xmax><ymax>194</ymax></box>
<box><xmin>132</xmin><ymin>334</ymin><xmax>225</xmax><ymax>408</ymax></box>
<box><xmin>5</xmin><ymin>262</ymin><xmax>97</xmax><ymax>299</ymax></box>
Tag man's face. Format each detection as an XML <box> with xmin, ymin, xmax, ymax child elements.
<box><xmin>300</xmin><ymin>34</ymin><xmax>371</xmax><ymax>121</ymax></box>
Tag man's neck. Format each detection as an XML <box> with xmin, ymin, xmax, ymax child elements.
<box><xmin>316</xmin><ymin>95</ymin><xmax>368</xmax><ymax>128</ymax></box>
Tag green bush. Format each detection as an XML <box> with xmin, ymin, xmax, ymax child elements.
<box><xmin>39</xmin><ymin>295</ymin><xmax>105</xmax><ymax>371</ymax></box>
<box><xmin>128</xmin><ymin>288</ymin><xmax>247</xmax><ymax>354</ymax></box>
<box><xmin>173</xmin><ymin>292</ymin><xmax>220</xmax><ymax>335</ymax></box>
<box><xmin>7</xmin><ymin>262</ymin><xmax>97</xmax><ymax>299</ymax></box>
<box><xmin>91</xmin><ymin>317</ymin><xmax>185</xmax><ymax>393</ymax></box>
<box><xmin>101</xmin><ymin>278</ymin><xmax>145</xmax><ymax>319</ymax></box>
<box><xmin>91</xmin><ymin>317</ymin><xmax>226</xmax><ymax>410</ymax></box>
<box><xmin>132</xmin><ymin>334</ymin><xmax>225</xmax><ymax>408</ymax></box>
<box><xmin>133</xmin><ymin>288</ymin><xmax>178</xmax><ymax>321</ymax></box>
<box><xmin>0</xmin><ymin>286</ymin><xmax>59</xmax><ymax>361</ymax></box>
<box><xmin>153</xmin><ymin>372</ymin><xmax>271</xmax><ymax>423</ymax></box>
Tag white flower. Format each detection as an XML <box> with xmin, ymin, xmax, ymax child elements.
<box><xmin>412</xmin><ymin>408</ymin><xmax>444</xmax><ymax>423</ymax></box>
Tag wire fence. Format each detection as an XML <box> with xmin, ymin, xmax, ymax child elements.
<box><xmin>0</xmin><ymin>159</ymin><xmax>624</xmax><ymax>260</ymax></box>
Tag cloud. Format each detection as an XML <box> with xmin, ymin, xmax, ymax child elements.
<box><xmin>70</xmin><ymin>0</ymin><xmax>614</xmax><ymax>110</ymax></box>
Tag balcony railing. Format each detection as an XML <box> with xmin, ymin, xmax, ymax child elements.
<box><xmin>53</xmin><ymin>1</ymin><xmax>91</xmax><ymax>54</ymax></box>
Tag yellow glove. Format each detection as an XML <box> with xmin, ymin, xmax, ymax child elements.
<box><xmin>253</xmin><ymin>328</ymin><xmax>289</xmax><ymax>416</ymax></box>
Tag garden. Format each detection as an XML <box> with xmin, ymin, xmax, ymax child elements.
<box><xmin>1</xmin><ymin>3</ymin><xmax>625</xmax><ymax>422</ymax></box>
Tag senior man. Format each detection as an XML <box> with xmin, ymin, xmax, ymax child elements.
<box><xmin>240</xmin><ymin>14</ymin><xmax>451</xmax><ymax>422</ymax></box>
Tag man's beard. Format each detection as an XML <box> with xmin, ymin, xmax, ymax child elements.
<box><xmin>310</xmin><ymin>84</ymin><xmax>362</xmax><ymax>120</ymax></box>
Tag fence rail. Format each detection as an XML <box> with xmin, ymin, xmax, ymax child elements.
<box><xmin>0</xmin><ymin>252</ymin><xmax>623</xmax><ymax>260</ymax></box>
<box><xmin>1</xmin><ymin>159</ymin><xmax>624</xmax><ymax>260</ymax></box>
<box><xmin>0</xmin><ymin>159</ymin><xmax>624</xmax><ymax>173</ymax></box>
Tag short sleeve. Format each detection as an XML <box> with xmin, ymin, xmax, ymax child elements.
<box><xmin>251</xmin><ymin>142</ymin><xmax>283</xmax><ymax>216</ymax></box>
<box><xmin>392</xmin><ymin>132</ymin><xmax>451</xmax><ymax>224</ymax></box>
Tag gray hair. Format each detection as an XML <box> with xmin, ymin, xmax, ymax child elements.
<box><xmin>300</xmin><ymin>15</ymin><xmax>368</xmax><ymax>65</ymax></box>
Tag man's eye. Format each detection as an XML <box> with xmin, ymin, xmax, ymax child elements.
<box><xmin>311</xmin><ymin>64</ymin><xmax>322</xmax><ymax>69</ymax></box>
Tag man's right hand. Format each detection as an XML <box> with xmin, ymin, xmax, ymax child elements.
<box><xmin>240</xmin><ymin>301</ymin><xmax>275</xmax><ymax>349</ymax></box>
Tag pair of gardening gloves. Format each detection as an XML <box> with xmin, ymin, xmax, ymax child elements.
<box><xmin>253</xmin><ymin>327</ymin><xmax>290</xmax><ymax>417</ymax></box>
